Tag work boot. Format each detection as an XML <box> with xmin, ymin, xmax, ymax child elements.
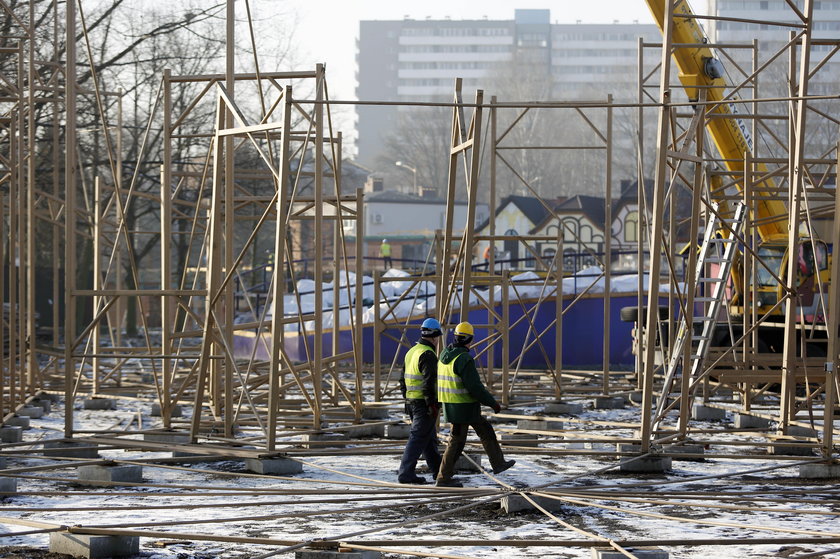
<box><xmin>435</xmin><ymin>477</ymin><xmax>463</xmax><ymax>488</ymax></box>
<box><xmin>492</xmin><ymin>459</ymin><xmax>516</xmax><ymax>475</ymax></box>
<box><xmin>398</xmin><ymin>476</ymin><xmax>428</xmax><ymax>485</ymax></box>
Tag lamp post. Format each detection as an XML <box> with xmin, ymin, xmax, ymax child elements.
<box><xmin>395</xmin><ymin>160</ymin><xmax>418</xmax><ymax>195</ymax></box>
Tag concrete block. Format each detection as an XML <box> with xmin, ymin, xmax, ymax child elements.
<box><xmin>150</xmin><ymin>403</ymin><xmax>183</xmax><ymax>417</ymax></box>
<box><xmin>564</xmin><ymin>441</ymin><xmax>585</xmax><ymax>450</ymax></box>
<box><xmin>17</xmin><ymin>405</ymin><xmax>43</xmax><ymax>419</ymax></box>
<box><xmin>143</xmin><ymin>431</ymin><xmax>191</xmax><ymax>444</ymax></box>
<box><xmin>618</xmin><ymin>446</ymin><xmax>672</xmax><ymax>473</ymax></box>
<box><xmin>303</xmin><ymin>433</ymin><xmax>347</xmax><ymax>448</ymax></box>
<box><xmin>77</xmin><ymin>465</ymin><xmax>143</xmax><ymax>485</ymax></box>
<box><xmin>691</xmin><ymin>404</ymin><xmax>727</xmax><ymax>421</ymax></box>
<box><xmin>5</xmin><ymin>415</ymin><xmax>30</xmax><ymax>429</ymax></box>
<box><xmin>83</xmin><ymin>398</ymin><xmax>116</xmax><ymax>410</ymax></box>
<box><xmin>345</xmin><ymin>423</ymin><xmax>385</xmax><ymax>438</ymax></box>
<box><xmin>384</xmin><ymin>423</ymin><xmax>411</xmax><ymax>439</ymax></box>
<box><xmin>501</xmin><ymin>433</ymin><xmax>540</xmax><ymax>447</ymax></box>
<box><xmin>800</xmin><ymin>463</ymin><xmax>840</xmax><ymax>479</ymax></box>
<box><xmin>516</xmin><ymin>419</ymin><xmax>562</xmax><ymax>431</ymax></box>
<box><xmin>501</xmin><ymin>494</ymin><xmax>563</xmax><ymax>513</ymax></box>
<box><xmin>43</xmin><ymin>440</ymin><xmax>99</xmax><ymax>459</ymax></box>
<box><xmin>454</xmin><ymin>453</ymin><xmax>482</xmax><ymax>472</ymax></box>
<box><xmin>0</xmin><ymin>478</ymin><xmax>17</xmax><ymax>493</ymax></box>
<box><xmin>789</xmin><ymin>426</ymin><xmax>819</xmax><ymax>438</ymax></box>
<box><xmin>361</xmin><ymin>407</ymin><xmax>391</xmax><ymax>420</ymax></box>
<box><xmin>663</xmin><ymin>444</ymin><xmax>706</xmax><ymax>461</ymax></box>
<box><xmin>49</xmin><ymin>532</ymin><xmax>139</xmax><ymax>558</ymax></box>
<box><xmin>769</xmin><ymin>442</ymin><xmax>815</xmax><ymax>456</ymax></box>
<box><xmin>628</xmin><ymin>391</ymin><xmax>644</xmax><ymax>404</ymax></box>
<box><xmin>140</xmin><ymin>373</ymin><xmax>155</xmax><ymax>384</ymax></box>
<box><xmin>0</xmin><ymin>457</ymin><xmax>6</xmax><ymax>469</ymax></box>
<box><xmin>544</xmin><ymin>402</ymin><xmax>583</xmax><ymax>415</ymax></box>
<box><xmin>40</xmin><ymin>393</ymin><xmax>62</xmax><ymax>402</ymax></box>
<box><xmin>30</xmin><ymin>398</ymin><xmax>51</xmax><ymax>414</ymax></box>
<box><xmin>295</xmin><ymin>549</ymin><xmax>380</xmax><ymax>559</ymax></box>
<box><xmin>0</xmin><ymin>426</ymin><xmax>22</xmax><ymax>443</ymax></box>
<box><xmin>594</xmin><ymin>396</ymin><xmax>626</xmax><ymax>410</ymax></box>
<box><xmin>592</xmin><ymin>547</ymin><xmax>668</xmax><ymax>559</ymax></box>
<box><xmin>734</xmin><ymin>413</ymin><xmax>772</xmax><ymax>429</ymax></box>
<box><xmin>245</xmin><ymin>457</ymin><xmax>303</xmax><ymax>475</ymax></box>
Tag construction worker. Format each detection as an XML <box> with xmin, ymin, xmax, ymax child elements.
<box><xmin>380</xmin><ymin>239</ymin><xmax>392</xmax><ymax>269</ymax></box>
<box><xmin>397</xmin><ymin>318</ymin><xmax>443</xmax><ymax>484</ymax></box>
<box><xmin>435</xmin><ymin>321</ymin><xmax>515</xmax><ymax>487</ymax></box>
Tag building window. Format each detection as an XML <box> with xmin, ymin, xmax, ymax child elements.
<box><xmin>624</xmin><ymin>211</ymin><xmax>639</xmax><ymax>243</ymax></box>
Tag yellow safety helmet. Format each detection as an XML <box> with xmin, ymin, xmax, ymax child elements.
<box><xmin>454</xmin><ymin>321</ymin><xmax>474</xmax><ymax>338</ymax></box>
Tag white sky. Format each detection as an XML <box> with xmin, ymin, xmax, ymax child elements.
<box><xmin>274</xmin><ymin>1</ymin><xmax>658</xmax><ymax>102</ymax></box>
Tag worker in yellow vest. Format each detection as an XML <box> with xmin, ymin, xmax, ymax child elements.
<box><xmin>435</xmin><ymin>321</ymin><xmax>515</xmax><ymax>487</ymax></box>
<box><xmin>397</xmin><ymin>318</ymin><xmax>443</xmax><ymax>484</ymax></box>
<box><xmin>379</xmin><ymin>239</ymin><xmax>392</xmax><ymax>269</ymax></box>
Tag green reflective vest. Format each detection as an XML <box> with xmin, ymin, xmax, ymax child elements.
<box><xmin>404</xmin><ymin>343</ymin><xmax>434</xmax><ymax>400</ymax></box>
<box><xmin>437</xmin><ymin>353</ymin><xmax>477</xmax><ymax>404</ymax></box>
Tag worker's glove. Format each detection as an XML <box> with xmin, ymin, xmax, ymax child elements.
<box><xmin>404</xmin><ymin>402</ymin><xmax>412</xmax><ymax>417</ymax></box>
<box><xmin>491</xmin><ymin>402</ymin><xmax>502</xmax><ymax>414</ymax></box>
<box><xmin>428</xmin><ymin>402</ymin><xmax>440</xmax><ymax>417</ymax></box>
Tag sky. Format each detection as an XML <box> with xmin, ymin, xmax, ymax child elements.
<box><xmin>274</xmin><ymin>0</ymin><xmax>658</xmax><ymax>102</ymax></box>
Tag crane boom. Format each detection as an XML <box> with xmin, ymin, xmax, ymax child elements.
<box><xmin>644</xmin><ymin>0</ymin><xmax>788</xmax><ymax>242</ymax></box>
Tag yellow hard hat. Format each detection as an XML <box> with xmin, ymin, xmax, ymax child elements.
<box><xmin>454</xmin><ymin>321</ymin><xmax>474</xmax><ymax>337</ymax></box>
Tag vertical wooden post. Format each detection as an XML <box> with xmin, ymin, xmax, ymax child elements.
<box><xmin>602</xmin><ymin>95</ymin><xmax>613</xmax><ymax>395</ymax></box>
<box><xmin>354</xmin><ymin>188</ymin><xmax>364</xmax><ymax>413</ymax></box>
<box><xmin>640</xmin><ymin>0</ymin><xmax>674</xmax><ymax>453</ymax></box>
<box><xmin>781</xmin><ymin>3</ymin><xmax>813</xmax><ymax>429</ymax></box>
<box><xmin>222</xmin><ymin>0</ymin><xmax>236</xmax><ymax>438</ymax></box>
<box><xmin>92</xmin><ymin>176</ymin><xmax>101</xmax><ymax>394</ymax></box>
<box><xmin>64</xmin><ymin>0</ymin><xmax>78</xmax><ymax>437</ymax></box>
<box><xmin>160</xmin><ymin>69</ymin><xmax>173</xmax><ymax>426</ymax></box>
<box><xmin>821</xmin><ymin>143</ymin><xmax>840</xmax><ymax>457</ymax></box>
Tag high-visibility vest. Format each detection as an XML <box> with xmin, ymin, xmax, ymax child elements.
<box><xmin>437</xmin><ymin>353</ymin><xmax>477</xmax><ymax>404</ymax></box>
<box><xmin>380</xmin><ymin>243</ymin><xmax>391</xmax><ymax>257</ymax></box>
<box><xmin>403</xmin><ymin>343</ymin><xmax>434</xmax><ymax>400</ymax></box>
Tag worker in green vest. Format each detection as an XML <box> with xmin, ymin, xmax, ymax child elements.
<box><xmin>435</xmin><ymin>321</ymin><xmax>515</xmax><ymax>487</ymax></box>
<box><xmin>380</xmin><ymin>239</ymin><xmax>392</xmax><ymax>269</ymax></box>
<box><xmin>397</xmin><ymin>318</ymin><xmax>443</xmax><ymax>484</ymax></box>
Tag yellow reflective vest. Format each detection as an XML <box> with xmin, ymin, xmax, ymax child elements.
<box><xmin>403</xmin><ymin>343</ymin><xmax>433</xmax><ymax>400</ymax></box>
<box><xmin>437</xmin><ymin>353</ymin><xmax>477</xmax><ymax>404</ymax></box>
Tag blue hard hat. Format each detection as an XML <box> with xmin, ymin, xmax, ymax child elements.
<box><xmin>420</xmin><ymin>318</ymin><xmax>442</xmax><ymax>337</ymax></box>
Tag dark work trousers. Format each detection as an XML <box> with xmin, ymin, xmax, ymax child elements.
<box><xmin>437</xmin><ymin>416</ymin><xmax>506</xmax><ymax>481</ymax></box>
<box><xmin>397</xmin><ymin>400</ymin><xmax>442</xmax><ymax>482</ymax></box>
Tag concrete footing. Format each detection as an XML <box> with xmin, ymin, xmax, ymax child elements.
<box><xmin>516</xmin><ymin>419</ymin><xmax>562</xmax><ymax>431</ymax></box>
<box><xmin>454</xmin><ymin>453</ymin><xmax>482</xmax><ymax>472</ymax></box>
<box><xmin>501</xmin><ymin>494</ymin><xmax>563</xmax><ymax>513</ymax></box>
<box><xmin>501</xmin><ymin>433</ymin><xmax>540</xmax><ymax>447</ymax></box>
<box><xmin>5</xmin><ymin>415</ymin><xmax>30</xmax><ymax>429</ymax></box>
<box><xmin>0</xmin><ymin>426</ymin><xmax>22</xmax><ymax>443</ymax></box>
<box><xmin>30</xmin><ymin>398</ymin><xmax>51</xmax><ymax>413</ymax></box>
<box><xmin>592</xmin><ymin>547</ymin><xmax>668</xmax><ymax>559</ymax></box>
<box><xmin>544</xmin><ymin>401</ymin><xmax>584</xmax><ymax>415</ymax></box>
<box><xmin>664</xmin><ymin>444</ymin><xmax>706</xmax><ymax>461</ymax></box>
<box><xmin>17</xmin><ymin>405</ymin><xmax>43</xmax><ymax>419</ymax></box>
<box><xmin>384</xmin><ymin>423</ymin><xmax>411</xmax><ymax>439</ymax></box>
<box><xmin>44</xmin><ymin>440</ymin><xmax>99</xmax><ymax>459</ymax></box>
<box><xmin>83</xmin><ymin>398</ymin><xmax>116</xmax><ymax>410</ymax></box>
<box><xmin>768</xmin><ymin>441</ymin><xmax>815</xmax><ymax>456</ymax></box>
<box><xmin>77</xmin><ymin>464</ymin><xmax>143</xmax><ymax>485</ymax></box>
<box><xmin>143</xmin><ymin>431</ymin><xmax>190</xmax><ymax>445</ymax></box>
<box><xmin>691</xmin><ymin>404</ymin><xmax>727</xmax><ymax>421</ymax></box>
<box><xmin>734</xmin><ymin>413</ymin><xmax>772</xmax><ymax>429</ymax></box>
<box><xmin>49</xmin><ymin>533</ymin><xmax>139</xmax><ymax>558</ymax></box>
<box><xmin>303</xmin><ymin>433</ymin><xmax>347</xmax><ymax>448</ymax></box>
<box><xmin>594</xmin><ymin>396</ymin><xmax>625</xmax><ymax>410</ymax></box>
<box><xmin>295</xmin><ymin>549</ymin><xmax>381</xmax><ymax>559</ymax></box>
<box><xmin>150</xmin><ymin>403</ymin><xmax>183</xmax><ymax>417</ymax></box>
<box><xmin>361</xmin><ymin>407</ymin><xmax>391</xmax><ymax>420</ymax></box>
<box><xmin>245</xmin><ymin>457</ymin><xmax>303</xmax><ymax>475</ymax></box>
<box><xmin>617</xmin><ymin>444</ymin><xmax>672</xmax><ymax>473</ymax></box>
<box><xmin>345</xmin><ymin>423</ymin><xmax>385</xmax><ymax>438</ymax></box>
<box><xmin>0</xmin><ymin>478</ymin><xmax>17</xmax><ymax>493</ymax></box>
<box><xmin>799</xmin><ymin>463</ymin><xmax>840</xmax><ymax>478</ymax></box>
<box><xmin>788</xmin><ymin>426</ymin><xmax>819</xmax><ymax>438</ymax></box>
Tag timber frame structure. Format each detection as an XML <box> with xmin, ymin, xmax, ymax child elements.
<box><xmin>1</xmin><ymin>0</ymin><xmax>840</xmax><ymax>555</ymax></box>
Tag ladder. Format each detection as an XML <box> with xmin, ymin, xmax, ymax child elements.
<box><xmin>653</xmin><ymin>201</ymin><xmax>747</xmax><ymax>426</ymax></box>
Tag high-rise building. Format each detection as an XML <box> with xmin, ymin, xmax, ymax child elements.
<box><xmin>355</xmin><ymin>10</ymin><xmax>659</xmax><ymax>167</ymax></box>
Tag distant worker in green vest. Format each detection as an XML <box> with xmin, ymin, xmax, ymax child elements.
<box><xmin>397</xmin><ymin>318</ymin><xmax>443</xmax><ymax>484</ymax></box>
<box><xmin>435</xmin><ymin>321</ymin><xmax>515</xmax><ymax>487</ymax></box>
<box><xmin>380</xmin><ymin>239</ymin><xmax>392</xmax><ymax>269</ymax></box>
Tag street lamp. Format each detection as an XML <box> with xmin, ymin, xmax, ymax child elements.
<box><xmin>395</xmin><ymin>160</ymin><xmax>418</xmax><ymax>195</ymax></box>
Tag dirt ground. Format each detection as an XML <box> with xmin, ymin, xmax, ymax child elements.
<box><xmin>0</xmin><ymin>547</ymin><xmax>72</xmax><ymax>559</ymax></box>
